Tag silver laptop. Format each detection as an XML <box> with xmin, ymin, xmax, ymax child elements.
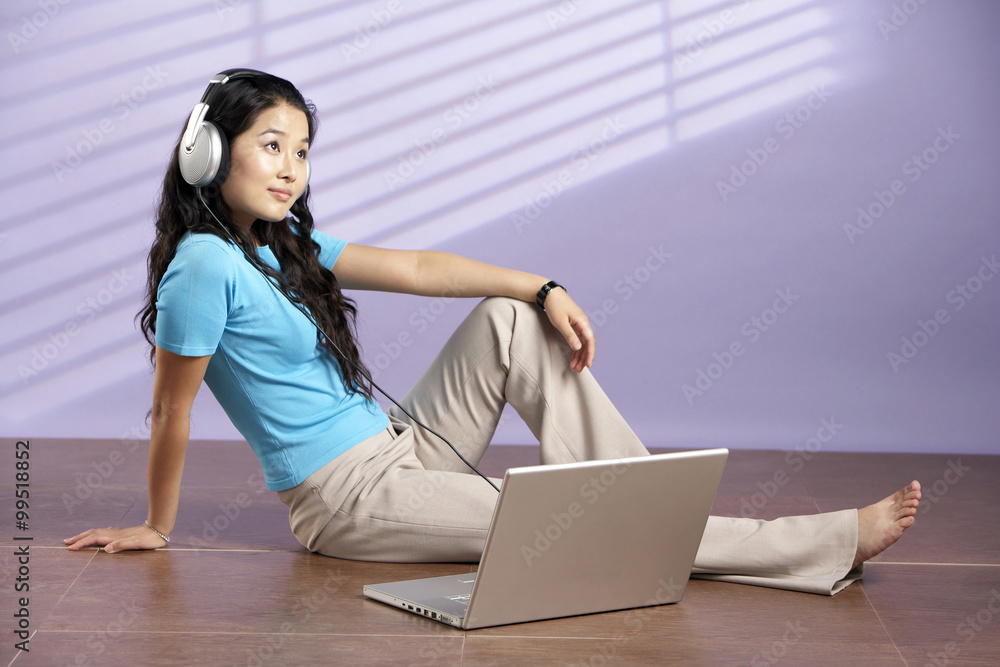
<box><xmin>364</xmin><ymin>448</ymin><xmax>728</xmax><ymax>629</ymax></box>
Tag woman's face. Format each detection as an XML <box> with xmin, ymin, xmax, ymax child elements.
<box><xmin>220</xmin><ymin>103</ymin><xmax>310</xmax><ymax>230</ymax></box>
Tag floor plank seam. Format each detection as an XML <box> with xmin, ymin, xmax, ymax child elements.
<box><xmin>7</xmin><ymin>629</ymin><xmax>36</xmax><ymax>667</ymax></box>
<box><xmin>462</xmin><ymin>635</ymin><xmax>605</xmax><ymax>640</ymax></box>
<box><xmin>40</xmin><ymin>549</ymin><xmax>101</xmax><ymax>637</ymax></box>
<box><xmin>868</xmin><ymin>562</ymin><xmax>1000</xmax><ymax>567</ymax></box>
<box><xmin>31</xmin><ymin>628</ymin><xmax>464</xmax><ymax>640</ymax></box>
<box><xmin>37</xmin><ymin>547</ymin><xmax>304</xmax><ymax>553</ymax></box>
<box><xmin>865</xmin><ymin>581</ymin><xmax>909</xmax><ymax>665</ymax></box>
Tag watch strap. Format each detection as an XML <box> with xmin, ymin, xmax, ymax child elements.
<box><xmin>535</xmin><ymin>280</ymin><xmax>564</xmax><ymax>310</ymax></box>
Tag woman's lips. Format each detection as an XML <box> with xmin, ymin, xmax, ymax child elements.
<box><xmin>269</xmin><ymin>189</ymin><xmax>291</xmax><ymax>202</ymax></box>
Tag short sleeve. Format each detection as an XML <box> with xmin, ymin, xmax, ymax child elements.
<box><xmin>311</xmin><ymin>228</ymin><xmax>348</xmax><ymax>269</ymax></box>
<box><xmin>155</xmin><ymin>239</ymin><xmax>236</xmax><ymax>357</ymax></box>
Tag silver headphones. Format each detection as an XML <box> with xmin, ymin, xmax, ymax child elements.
<box><xmin>178</xmin><ymin>69</ymin><xmax>311</xmax><ymax>192</ymax></box>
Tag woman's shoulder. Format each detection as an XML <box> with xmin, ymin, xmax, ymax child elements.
<box><xmin>178</xmin><ymin>230</ymin><xmax>238</xmax><ymax>252</ymax></box>
<box><xmin>164</xmin><ymin>232</ymin><xmax>243</xmax><ymax>282</ymax></box>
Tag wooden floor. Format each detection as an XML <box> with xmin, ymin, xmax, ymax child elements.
<box><xmin>4</xmin><ymin>439</ymin><xmax>999</xmax><ymax>666</ymax></box>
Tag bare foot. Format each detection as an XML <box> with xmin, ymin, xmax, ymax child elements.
<box><xmin>854</xmin><ymin>480</ymin><xmax>921</xmax><ymax>568</ymax></box>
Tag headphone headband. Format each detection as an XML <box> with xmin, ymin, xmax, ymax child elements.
<box><xmin>201</xmin><ymin>69</ymin><xmax>266</xmax><ymax>102</ymax></box>
<box><xmin>178</xmin><ymin>68</ymin><xmax>311</xmax><ymax>192</ymax></box>
<box><xmin>181</xmin><ymin>69</ymin><xmax>263</xmax><ymax>154</ymax></box>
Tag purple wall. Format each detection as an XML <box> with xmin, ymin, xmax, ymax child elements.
<box><xmin>2</xmin><ymin>0</ymin><xmax>998</xmax><ymax>454</ymax></box>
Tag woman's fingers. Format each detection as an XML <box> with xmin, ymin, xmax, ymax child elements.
<box><xmin>66</xmin><ymin>534</ymin><xmax>107</xmax><ymax>551</ymax></box>
<box><xmin>64</xmin><ymin>529</ymin><xmax>94</xmax><ymax>545</ymax></box>
<box><xmin>65</xmin><ymin>526</ymin><xmax>166</xmax><ymax>552</ymax></box>
<box><xmin>64</xmin><ymin>528</ymin><xmax>109</xmax><ymax>550</ymax></box>
<box><xmin>105</xmin><ymin>536</ymin><xmax>140</xmax><ymax>554</ymax></box>
<box><xmin>572</xmin><ymin>318</ymin><xmax>596</xmax><ymax>370</ymax></box>
<box><xmin>544</xmin><ymin>291</ymin><xmax>596</xmax><ymax>372</ymax></box>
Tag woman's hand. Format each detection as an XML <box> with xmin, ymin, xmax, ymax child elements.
<box><xmin>541</xmin><ymin>287</ymin><xmax>595</xmax><ymax>373</ymax></box>
<box><xmin>64</xmin><ymin>524</ymin><xmax>167</xmax><ymax>553</ymax></box>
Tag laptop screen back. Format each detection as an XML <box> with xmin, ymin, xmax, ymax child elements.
<box><xmin>464</xmin><ymin>449</ymin><xmax>728</xmax><ymax>629</ymax></box>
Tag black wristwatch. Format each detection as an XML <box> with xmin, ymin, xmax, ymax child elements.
<box><xmin>535</xmin><ymin>280</ymin><xmax>564</xmax><ymax>310</ymax></box>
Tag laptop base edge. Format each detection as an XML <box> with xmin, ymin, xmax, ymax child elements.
<box><xmin>363</xmin><ymin>585</ymin><xmax>466</xmax><ymax>629</ymax></box>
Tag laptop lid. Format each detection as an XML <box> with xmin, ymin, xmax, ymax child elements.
<box><xmin>462</xmin><ymin>448</ymin><xmax>728</xmax><ymax>629</ymax></box>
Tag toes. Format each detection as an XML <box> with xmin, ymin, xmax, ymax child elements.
<box><xmin>900</xmin><ymin>481</ymin><xmax>921</xmax><ymax>497</ymax></box>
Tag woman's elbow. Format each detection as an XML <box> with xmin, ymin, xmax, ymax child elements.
<box><xmin>150</xmin><ymin>400</ymin><xmax>192</xmax><ymax>423</ymax></box>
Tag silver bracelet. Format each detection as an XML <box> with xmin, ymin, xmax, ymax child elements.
<box><xmin>144</xmin><ymin>520</ymin><xmax>171</xmax><ymax>543</ymax></box>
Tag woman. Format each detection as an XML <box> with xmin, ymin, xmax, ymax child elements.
<box><xmin>66</xmin><ymin>70</ymin><xmax>920</xmax><ymax>595</ymax></box>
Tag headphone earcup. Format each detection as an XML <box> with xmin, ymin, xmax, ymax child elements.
<box><xmin>178</xmin><ymin>121</ymin><xmax>229</xmax><ymax>188</ymax></box>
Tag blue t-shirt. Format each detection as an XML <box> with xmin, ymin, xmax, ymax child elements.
<box><xmin>155</xmin><ymin>227</ymin><xmax>389</xmax><ymax>491</ymax></box>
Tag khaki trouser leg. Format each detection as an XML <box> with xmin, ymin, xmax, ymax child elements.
<box><xmin>279</xmin><ymin>298</ymin><xmax>860</xmax><ymax>593</ymax></box>
<box><xmin>692</xmin><ymin>511</ymin><xmax>862</xmax><ymax>595</ymax></box>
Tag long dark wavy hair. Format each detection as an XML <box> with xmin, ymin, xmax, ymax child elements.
<box><xmin>138</xmin><ymin>71</ymin><xmax>373</xmax><ymax>399</ymax></box>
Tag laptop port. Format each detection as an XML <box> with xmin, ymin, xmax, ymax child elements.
<box><xmin>431</xmin><ymin>612</ymin><xmax>437</xmax><ymax>619</ymax></box>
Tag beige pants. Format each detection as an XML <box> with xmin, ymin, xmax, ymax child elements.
<box><xmin>278</xmin><ymin>297</ymin><xmax>861</xmax><ymax>595</ymax></box>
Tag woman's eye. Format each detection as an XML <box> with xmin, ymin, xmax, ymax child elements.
<box><xmin>297</xmin><ymin>149</ymin><xmax>308</xmax><ymax>159</ymax></box>
<box><xmin>267</xmin><ymin>141</ymin><xmax>279</xmax><ymax>150</ymax></box>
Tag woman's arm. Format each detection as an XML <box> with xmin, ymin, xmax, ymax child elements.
<box><xmin>334</xmin><ymin>246</ymin><xmax>543</xmax><ymax>301</ymax></box>
<box><xmin>332</xmin><ymin>245</ymin><xmax>595</xmax><ymax>371</ymax></box>
<box><xmin>65</xmin><ymin>347</ymin><xmax>211</xmax><ymax>552</ymax></box>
